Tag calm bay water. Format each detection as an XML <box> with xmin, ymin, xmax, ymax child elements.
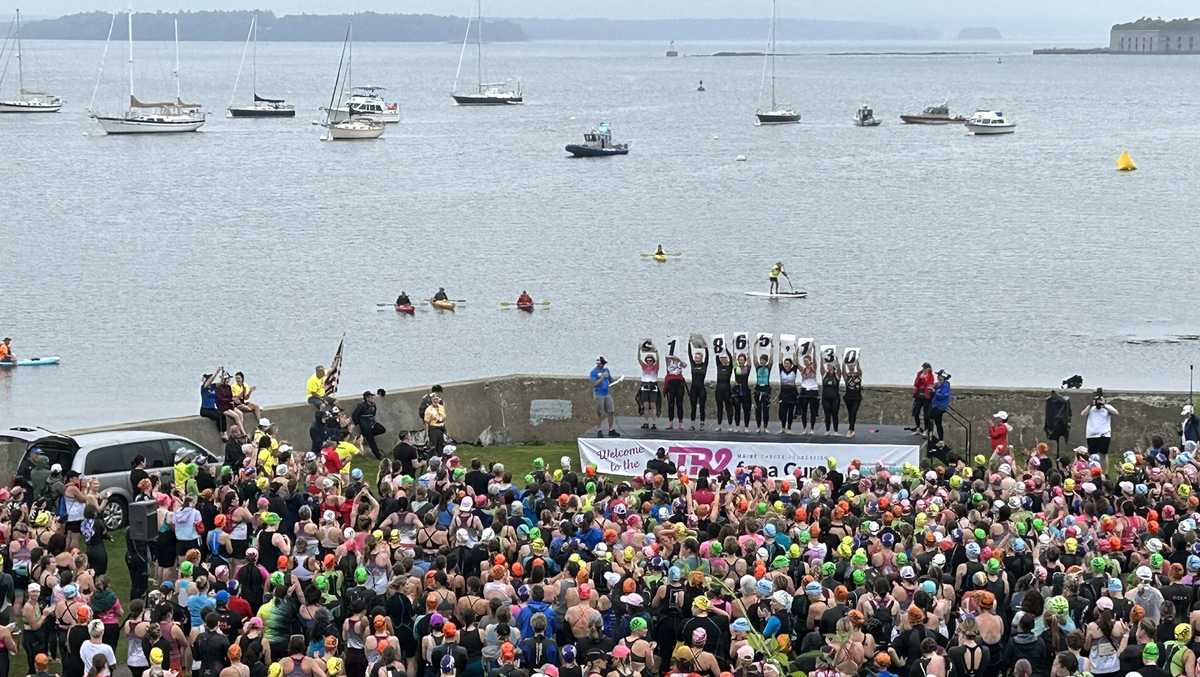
<box><xmin>2</xmin><ymin>38</ymin><xmax>1199</xmax><ymax>429</ymax></box>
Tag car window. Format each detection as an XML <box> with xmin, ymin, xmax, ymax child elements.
<box><xmin>122</xmin><ymin>440</ymin><xmax>170</xmax><ymax>469</ymax></box>
<box><xmin>83</xmin><ymin>445</ymin><xmax>128</xmax><ymax>475</ymax></box>
<box><xmin>166</xmin><ymin>439</ymin><xmax>210</xmax><ymax>465</ymax></box>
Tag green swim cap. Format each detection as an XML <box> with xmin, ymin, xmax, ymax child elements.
<box><xmin>528</xmin><ymin>527</ymin><xmax>542</xmax><ymax>541</ymax></box>
<box><xmin>851</xmin><ymin>552</ymin><xmax>868</xmax><ymax>566</ymax></box>
<box><xmin>180</xmin><ymin>561</ymin><xmax>194</xmax><ymax>577</ymax></box>
<box><xmin>187</xmin><ymin>462</ymin><xmax>198</xmax><ymax>476</ymax></box>
<box><xmin>1048</xmin><ymin>596</ymin><xmax>1069</xmax><ymax>615</ymax></box>
<box><xmin>710</xmin><ymin>542</ymin><xmax>723</xmax><ymax>556</ymax></box>
<box><xmin>400</xmin><ymin>475</ymin><xmax>413</xmax><ymax>485</ymax></box>
<box><xmin>452</xmin><ymin>468</ymin><xmax>466</xmax><ymax>480</ymax></box>
<box><xmin>264</xmin><ymin>512</ymin><xmax>281</xmax><ymax>526</ymax></box>
<box><xmin>1144</xmin><ymin>642</ymin><xmax>1160</xmax><ymax>660</ymax></box>
<box><xmin>220</xmin><ymin>465</ymin><xmax>232</xmax><ymax>477</ymax></box>
<box><xmin>532</xmin><ymin>457</ymin><xmax>545</xmax><ymax>470</ymax></box>
<box><xmin>757</xmin><ymin>502</ymin><xmax>768</xmax><ymax>515</ymax></box>
<box><xmin>986</xmin><ymin>558</ymin><xmax>1001</xmax><ymax>574</ymax></box>
<box><xmin>799</xmin><ymin>531</ymin><xmax>811</xmax><ymax>544</ymax></box>
<box><xmin>821</xmin><ymin>562</ymin><xmax>836</xmax><ymax>577</ymax></box>
<box><xmin>586</xmin><ymin>482</ymin><xmax>597</xmax><ymax>494</ymax></box>
<box><xmin>771</xmin><ymin>555</ymin><xmax>789</xmax><ymax>570</ymax></box>
<box><xmin>523</xmin><ymin>474</ymin><xmax>535</xmax><ymax>485</ymax></box>
<box><xmin>895</xmin><ymin>553</ymin><xmax>908</xmax><ymax>567</ymax></box>
<box><xmin>355</xmin><ymin>566</ymin><xmax>368</xmax><ymax>584</ymax></box>
<box><xmin>971</xmin><ymin>493</ymin><xmax>983</xmax><ymax>505</ymax></box>
<box><xmin>852</xmin><ymin>569</ymin><xmax>866</xmax><ymax>585</ymax></box>
<box><xmin>1151</xmin><ymin>553</ymin><xmax>1165</xmax><ymax>568</ymax></box>
<box><xmin>1091</xmin><ymin>556</ymin><xmax>1107</xmax><ymax>573</ymax></box>
<box><xmin>973</xmin><ymin>528</ymin><xmax>986</xmax><ymax>541</ymax></box>
<box><xmin>315</xmin><ymin>575</ymin><xmax>328</xmax><ymax>592</ymax></box>
<box><xmin>1031</xmin><ymin>518</ymin><xmax>1045</xmax><ymax>531</ymax></box>
<box><xmin>269</xmin><ymin>571</ymin><xmax>285</xmax><ymax>588</ymax></box>
<box><xmin>630</xmin><ymin>617</ymin><xmax>647</xmax><ymax>632</ymax></box>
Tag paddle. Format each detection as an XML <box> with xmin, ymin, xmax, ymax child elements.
<box><xmin>639</xmin><ymin>252</ymin><xmax>682</xmax><ymax>257</ymax></box>
<box><xmin>425</xmin><ymin>298</ymin><xmax>467</xmax><ymax>304</ymax></box>
<box><xmin>500</xmin><ymin>301</ymin><xmax>551</xmax><ymax>308</ymax></box>
<box><xmin>782</xmin><ymin>271</ymin><xmax>795</xmax><ymax>293</ymax></box>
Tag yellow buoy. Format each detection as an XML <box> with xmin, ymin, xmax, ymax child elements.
<box><xmin>1117</xmin><ymin>151</ymin><xmax>1137</xmax><ymax>172</ymax></box>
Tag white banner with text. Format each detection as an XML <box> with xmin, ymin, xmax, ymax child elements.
<box><xmin>578</xmin><ymin>437</ymin><xmax>920</xmax><ymax>478</ymax></box>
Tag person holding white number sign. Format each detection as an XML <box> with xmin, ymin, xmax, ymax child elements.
<box><xmin>844</xmin><ymin>357</ymin><xmax>863</xmax><ymax>438</ymax></box>
<box><xmin>821</xmin><ymin>361</ymin><xmax>842</xmax><ymax>435</ymax></box>
<box><xmin>798</xmin><ymin>355</ymin><xmax>820</xmax><ymax>435</ymax></box>
<box><xmin>733</xmin><ymin>353</ymin><xmax>752</xmax><ymax>433</ymax></box>
<box><xmin>687</xmin><ymin>347</ymin><xmax>709</xmax><ymax>431</ymax></box>
<box><xmin>664</xmin><ymin>354</ymin><xmax>687</xmax><ymax>430</ymax></box>
<box><xmin>637</xmin><ymin>349</ymin><xmax>662</xmax><ymax>430</ymax></box>
<box><xmin>713</xmin><ymin>351</ymin><xmax>734</xmax><ymax>432</ymax></box>
<box><xmin>754</xmin><ymin>353</ymin><xmax>773</xmax><ymax>434</ymax></box>
<box><xmin>777</xmin><ymin>356</ymin><xmax>799</xmax><ymax>433</ymax></box>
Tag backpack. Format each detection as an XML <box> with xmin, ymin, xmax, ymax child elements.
<box><xmin>861</xmin><ymin>596</ymin><xmax>894</xmax><ymax>650</ymax></box>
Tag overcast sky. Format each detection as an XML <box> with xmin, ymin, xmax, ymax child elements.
<box><xmin>26</xmin><ymin>1</ymin><xmax>1198</xmax><ymax>38</ymax></box>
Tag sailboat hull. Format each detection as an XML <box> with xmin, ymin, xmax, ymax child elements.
<box><xmin>452</xmin><ymin>94</ymin><xmax>523</xmax><ymax>106</ymax></box>
<box><xmin>93</xmin><ymin>115</ymin><xmax>206</xmax><ymax>134</ymax></box>
<box><xmin>0</xmin><ymin>101</ymin><xmax>62</xmax><ymax>113</ymax></box>
<box><xmin>324</xmin><ymin>121</ymin><xmax>385</xmax><ymax>140</ymax></box>
<box><xmin>228</xmin><ymin>106</ymin><xmax>295</xmax><ymax>118</ymax></box>
<box><xmin>756</xmin><ymin>111</ymin><xmax>801</xmax><ymax>125</ymax></box>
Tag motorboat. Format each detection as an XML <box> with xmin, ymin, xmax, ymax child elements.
<box><xmin>226</xmin><ymin>14</ymin><xmax>295</xmax><ymax>118</ymax></box>
<box><xmin>754</xmin><ymin>0</ymin><xmax>800</xmax><ymax>126</ymax></box>
<box><xmin>0</xmin><ymin>10</ymin><xmax>62</xmax><ymax>113</ymax></box>
<box><xmin>899</xmin><ymin>103</ymin><xmax>965</xmax><ymax>125</ymax></box>
<box><xmin>964</xmin><ymin>110</ymin><xmax>1016</xmax><ymax>135</ymax></box>
<box><xmin>666</xmin><ymin>41</ymin><xmax>679</xmax><ymax>57</ymax></box>
<box><xmin>90</xmin><ymin>14</ymin><xmax>205</xmax><ymax>134</ymax></box>
<box><xmin>566</xmin><ymin>122</ymin><xmax>629</xmax><ymax>157</ymax></box>
<box><xmin>451</xmin><ymin>0</ymin><xmax>524</xmax><ymax>106</ymax></box>
<box><xmin>323</xmin><ymin>86</ymin><xmax>401</xmax><ymax>123</ymax></box>
<box><xmin>319</xmin><ymin>23</ymin><xmax>385</xmax><ymax>141</ymax></box>
<box><xmin>854</xmin><ymin>104</ymin><xmax>881</xmax><ymax>127</ymax></box>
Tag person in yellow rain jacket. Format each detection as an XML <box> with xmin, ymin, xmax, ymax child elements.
<box><xmin>306</xmin><ymin>366</ymin><xmax>327</xmax><ymax>409</ymax></box>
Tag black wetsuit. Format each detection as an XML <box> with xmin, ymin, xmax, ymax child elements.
<box><xmin>822</xmin><ymin>371</ymin><xmax>842</xmax><ymax>432</ymax></box>
<box><xmin>715</xmin><ymin>359</ymin><xmax>734</xmax><ymax>426</ymax></box>
<box><xmin>844</xmin><ymin>373</ymin><xmax>863</xmax><ymax>432</ymax></box>
<box><xmin>688</xmin><ymin>352</ymin><xmax>709</xmax><ymax>425</ymax></box>
<box><xmin>778</xmin><ymin>367</ymin><xmax>799</xmax><ymax>431</ymax></box>
<box><xmin>733</xmin><ymin>365</ymin><xmax>751</xmax><ymax>427</ymax></box>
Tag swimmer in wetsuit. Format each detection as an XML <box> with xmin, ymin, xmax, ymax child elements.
<box><xmin>688</xmin><ymin>347</ymin><xmax>709</xmax><ymax>431</ymax></box>
<box><xmin>714</xmin><ymin>351</ymin><xmax>734</xmax><ymax>432</ymax></box>
<box><xmin>754</xmin><ymin>353</ymin><xmax>773</xmax><ymax>434</ymax></box>
<box><xmin>395</xmin><ymin>292</ymin><xmax>412</xmax><ymax>306</ymax></box>
<box><xmin>664</xmin><ymin>355</ymin><xmax>687</xmax><ymax>431</ymax></box>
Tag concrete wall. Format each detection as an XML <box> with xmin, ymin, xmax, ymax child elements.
<box><xmin>2</xmin><ymin>375</ymin><xmax>1190</xmax><ymax>484</ymax></box>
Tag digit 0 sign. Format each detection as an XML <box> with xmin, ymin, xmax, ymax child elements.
<box><xmin>843</xmin><ymin>347</ymin><xmax>861</xmax><ymax>368</ymax></box>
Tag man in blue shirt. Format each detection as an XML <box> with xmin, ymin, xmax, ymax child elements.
<box><xmin>589</xmin><ymin>356</ymin><xmax>617</xmax><ymax>438</ymax></box>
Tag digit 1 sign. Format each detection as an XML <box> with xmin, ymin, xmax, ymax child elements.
<box><xmin>666</xmin><ymin>336</ymin><xmax>682</xmax><ymax>358</ymax></box>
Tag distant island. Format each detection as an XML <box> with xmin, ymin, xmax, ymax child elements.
<box><xmin>20</xmin><ymin>10</ymin><xmax>527</xmax><ymax>42</ymax></box>
<box><xmin>957</xmin><ymin>27</ymin><xmax>1003</xmax><ymax>40</ymax></box>
<box><xmin>517</xmin><ymin>17</ymin><xmax>936</xmax><ymax>41</ymax></box>
<box><xmin>1036</xmin><ymin>16</ymin><xmax>1200</xmax><ymax>54</ymax></box>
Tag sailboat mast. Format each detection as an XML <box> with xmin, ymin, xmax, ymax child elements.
<box><xmin>126</xmin><ymin>5</ymin><xmax>134</xmax><ymax>103</ymax></box>
<box><xmin>251</xmin><ymin>12</ymin><xmax>257</xmax><ymax>97</ymax></box>
<box><xmin>15</xmin><ymin>9</ymin><xmax>23</xmax><ymax>95</ymax></box>
<box><xmin>174</xmin><ymin>18</ymin><xmax>181</xmax><ymax>101</ymax></box>
<box><xmin>769</xmin><ymin>0</ymin><xmax>777</xmax><ymax>109</ymax></box>
<box><xmin>476</xmin><ymin>0</ymin><xmax>483</xmax><ymax>93</ymax></box>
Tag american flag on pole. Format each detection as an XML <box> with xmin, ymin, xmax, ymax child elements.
<box><xmin>324</xmin><ymin>336</ymin><xmax>344</xmax><ymax>397</ymax></box>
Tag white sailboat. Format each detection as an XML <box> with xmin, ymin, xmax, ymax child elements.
<box><xmin>0</xmin><ymin>9</ymin><xmax>63</xmax><ymax>113</ymax></box>
<box><xmin>227</xmin><ymin>13</ymin><xmax>294</xmax><ymax>118</ymax></box>
<box><xmin>451</xmin><ymin>0</ymin><xmax>522</xmax><ymax>106</ymax></box>
<box><xmin>91</xmin><ymin>10</ymin><xmax>205</xmax><ymax>134</ymax></box>
<box><xmin>755</xmin><ymin>0</ymin><xmax>800</xmax><ymax>126</ymax></box>
<box><xmin>320</xmin><ymin>23</ymin><xmax>384</xmax><ymax>141</ymax></box>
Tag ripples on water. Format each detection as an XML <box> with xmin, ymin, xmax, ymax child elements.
<box><xmin>2</xmin><ymin>39</ymin><xmax>1198</xmax><ymax>427</ymax></box>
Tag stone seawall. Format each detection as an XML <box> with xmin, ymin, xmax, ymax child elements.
<box><xmin>2</xmin><ymin>376</ymin><xmax>1187</xmax><ymax>483</ymax></box>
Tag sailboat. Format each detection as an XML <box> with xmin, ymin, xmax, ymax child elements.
<box><xmin>227</xmin><ymin>13</ymin><xmax>294</xmax><ymax>118</ymax></box>
<box><xmin>755</xmin><ymin>0</ymin><xmax>800</xmax><ymax>126</ymax></box>
<box><xmin>0</xmin><ymin>9</ymin><xmax>63</xmax><ymax>113</ymax></box>
<box><xmin>451</xmin><ymin>0</ymin><xmax>523</xmax><ymax>106</ymax></box>
<box><xmin>90</xmin><ymin>11</ymin><xmax>205</xmax><ymax>134</ymax></box>
<box><xmin>320</xmin><ymin>23</ymin><xmax>384</xmax><ymax>141</ymax></box>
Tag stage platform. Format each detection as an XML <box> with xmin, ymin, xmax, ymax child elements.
<box><xmin>579</xmin><ymin>418</ymin><xmax>922</xmax><ymax>477</ymax></box>
<box><xmin>603</xmin><ymin>417</ymin><xmax>919</xmax><ymax>446</ymax></box>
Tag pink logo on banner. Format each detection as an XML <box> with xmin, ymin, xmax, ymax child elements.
<box><xmin>668</xmin><ymin>445</ymin><xmax>734</xmax><ymax>475</ymax></box>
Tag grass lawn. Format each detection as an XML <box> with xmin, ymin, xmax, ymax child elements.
<box><xmin>12</xmin><ymin>441</ymin><xmax>576</xmax><ymax>676</ymax></box>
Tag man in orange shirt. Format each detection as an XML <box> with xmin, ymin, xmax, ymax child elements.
<box><xmin>0</xmin><ymin>337</ymin><xmax>12</xmax><ymax>363</ymax></box>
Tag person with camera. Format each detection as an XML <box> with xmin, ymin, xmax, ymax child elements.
<box><xmin>1081</xmin><ymin>390</ymin><xmax>1119</xmax><ymax>455</ymax></box>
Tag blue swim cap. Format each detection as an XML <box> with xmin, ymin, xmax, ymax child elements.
<box><xmin>755</xmin><ymin>579</ymin><xmax>773</xmax><ymax>596</ymax></box>
<box><xmin>216</xmin><ymin>590</ymin><xmax>230</xmax><ymax>604</ymax></box>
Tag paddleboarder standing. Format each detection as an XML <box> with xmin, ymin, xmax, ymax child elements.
<box><xmin>769</xmin><ymin>263</ymin><xmax>788</xmax><ymax>295</ymax></box>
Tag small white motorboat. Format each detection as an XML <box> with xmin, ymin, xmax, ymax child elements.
<box><xmin>854</xmin><ymin>104</ymin><xmax>881</xmax><ymax>127</ymax></box>
<box><xmin>965</xmin><ymin>110</ymin><xmax>1016</xmax><ymax>135</ymax></box>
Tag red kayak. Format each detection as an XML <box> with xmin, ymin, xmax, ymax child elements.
<box><xmin>395</xmin><ymin>304</ymin><xmax>415</xmax><ymax>315</ymax></box>
<box><xmin>517</xmin><ymin>302</ymin><xmax>534</xmax><ymax>313</ymax></box>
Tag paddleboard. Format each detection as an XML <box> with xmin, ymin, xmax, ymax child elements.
<box><xmin>395</xmin><ymin>304</ymin><xmax>415</xmax><ymax>315</ymax></box>
<box><xmin>430</xmin><ymin>300</ymin><xmax>456</xmax><ymax>311</ymax></box>
<box><xmin>0</xmin><ymin>356</ymin><xmax>60</xmax><ymax>367</ymax></box>
<box><xmin>745</xmin><ymin>291</ymin><xmax>807</xmax><ymax>299</ymax></box>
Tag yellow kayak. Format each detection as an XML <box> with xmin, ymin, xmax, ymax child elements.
<box><xmin>430</xmin><ymin>299</ymin><xmax>456</xmax><ymax>311</ymax></box>
<box><xmin>653</xmin><ymin>253</ymin><xmax>667</xmax><ymax>263</ymax></box>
